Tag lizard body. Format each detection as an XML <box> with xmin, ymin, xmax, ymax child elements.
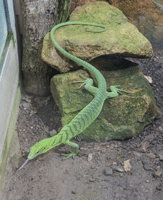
<box><xmin>18</xmin><ymin>22</ymin><xmax>125</xmax><ymax>170</ymax></box>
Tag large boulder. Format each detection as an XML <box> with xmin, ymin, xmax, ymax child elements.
<box><xmin>42</xmin><ymin>1</ymin><xmax>153</xmax><ymax>73</ymax></box>
<box><xmin>108</xmin><ymin>0</ymin><xmax>163</xmax><ymax>50</ymax></box>
<box><xmin>50</xmin><ymin>58</ymin><xmax>161</xmax><ymax>141</ymax></box>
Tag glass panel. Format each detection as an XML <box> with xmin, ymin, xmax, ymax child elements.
<box><xmin>0</xmin><ymin>1</ymin><xmax>8</xmax><ymax>57</ymax></box>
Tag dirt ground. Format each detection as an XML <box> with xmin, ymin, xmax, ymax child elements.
<box><xmin>2</xmin><ymin>51</ymin><xmax>163</xmax><ymax>200</ymax></box>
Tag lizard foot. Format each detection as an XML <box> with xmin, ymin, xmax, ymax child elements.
<box><xmin>110</xmin><ymin>85</ymin><xmax>130</xmax><ymax>94</ymax></box>
<box><xmin>75</xmin><ymin>135</ymin><xmax>81</xmax><ymax>142</ymax></box>
<box><xmin>61</xmin><ymin>151</ymin><xmax>77</xmax><ymax>160</ymax></box>
<box><xmin>72</xmin><ymin>78</ymin><xmax>93</xmax><ymax>89</ymax></box>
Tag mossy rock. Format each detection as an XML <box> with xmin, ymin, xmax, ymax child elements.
<box><xmin>50</xmin><ymin>64</ymin><xmax>161</xmax><ymax>142</ymax></box>
<box><xmin>42</xmin><ymin>1</ymin><xmax>153</xmax><ymax>73</ymax></box>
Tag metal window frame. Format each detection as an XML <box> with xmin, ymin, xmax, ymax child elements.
<box><xmin>0</xmin><ymin>0</ymin><xmax>13</xmax><ymax>73</ymax></box>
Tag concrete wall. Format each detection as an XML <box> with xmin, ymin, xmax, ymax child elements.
<box><xmin>0</xmin><ymin>0</ymin><xmax>20</xmax><ymax>191</ymax></box>
<box><xmin>0</xmin><ymin>41</ymin><xmax>20</xmax><ymax>159</ymax></box>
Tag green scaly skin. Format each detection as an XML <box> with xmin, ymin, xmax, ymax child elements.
<box><xmin>19</xmin><ymin>22</ymin><xmax>126</xmax><ymax>170</ymax></box>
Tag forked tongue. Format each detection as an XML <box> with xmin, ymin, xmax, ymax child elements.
<box><xmin>17</xmin><ymin>159</ymin><xmax>29</xmax><ymax>171</ymax></box>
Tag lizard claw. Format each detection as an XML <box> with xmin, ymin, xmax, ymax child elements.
<box><xmin>61</xmin><ymin>151</ymin><xmax>77</xmax><ymax>159</ymax></box>
<box><xmin>79</xmin><ymin>74</ymin><xmax>88</xmax><ymax>80</ymax></box>
<box><xmin>72</xmin><ymin>80</ymin><xmax>85</xmax><ymax>88</ymax></box>
<box><xmin>110</xmin><ymin>85</ymin><xmax>130</xmax><ymax>94</ymax></box>
<box><xmin>117</xmin><ymin>89</ymin><xmax>130</xmax><ymax>94</ymax></box>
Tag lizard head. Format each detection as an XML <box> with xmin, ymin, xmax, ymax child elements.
<box><xmin>18</xmin><ymin>138</ymin><xmax>51</xmax><ymax>171</ymax></box>
<box><xmin>28</xmin><ymin>138</ymin><xmax>50</xmax><ymax>160</ymax></box>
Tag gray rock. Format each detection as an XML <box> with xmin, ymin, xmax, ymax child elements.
<box><xmin>103</xmin><ymin>168</ymin><xmax>113</xmax><ymax>176</ymax></box>
<box><xmin>156</xmin><ymin>184</ymin><xmax>163</xmax><ymax>191</ymax></box>
<box><xmin>142</xmin><ymin>161</ymin><xmax>152</xmax><ymax>171</ymax></box>
<box><xmin>50</xmin><ymin>63</ymin><xmax>161</xmax><ymax>141</ymax></box>
<box><xmin>159</xmin><ymin>154</ymin><xmax>163</xmax><ymax>161</ymax></box>
<box><xmin>112</xmin><ymin>166</ymin><xmax>124</xmax><ymax>173</ymax></box>
<box><xmin>42</xmin><ymin>2</ymin><xmax>153</xmax><ymax>73</ymax></box>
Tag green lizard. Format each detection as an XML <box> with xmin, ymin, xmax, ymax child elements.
<box><xmin>18</xmin><ymin>22</ymin><xmax>126</xmax><ymax>170</ymax></box>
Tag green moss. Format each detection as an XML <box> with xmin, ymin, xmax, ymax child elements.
<box><xmin>52</xmin><ymin>2</ymin><xmax>153</xmax><ymax>58</ymax></box>
<box><xmin>56</xmin><ymin>0</ymin><xmax>71</xmax><ymax>24</ymax></box>
<box><xmin>10</xmin><ymin>30</ymin><xmax>16</xmax><ymax>48</ymax></box>
<box><xmin>115</xmin><ymin>153</ymin><xmax>124</xmax><ymax>161</ymax></box>
<box><xmin>89</xmin><ymin>191</ymin><xmax>98</xmax><ymax>198</ymax></box>
<box><xmin>42</xmin><ymin>2</ymin><xmax>153</xmax><ymax>73</ymax></box>
<box><xmin>70</xmin><ymin>1</ymin><xmax>127</xmax><ymax>25</ymax></box>
<box><xmin>54</xmin><ymin>22</ymin><xmax>152</xmax><ymax>58</ymax></box>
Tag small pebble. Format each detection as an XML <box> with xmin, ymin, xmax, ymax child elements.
<box><xmin>156</xmin><ymin>184</ymin><xmax>162</xmax><ymax>191</ymax></box>
<box><xmin>142</xmin><ymin>161</ymin><xmax>152</xmax><ymax>171</ymax></box>
<box><xmin>89</xmin><ymin>179</ymin><xmax>96</xmax><ymax>182</ymax></box>
<box><xmin>144</xmin><ymin>75</ymin><xmax>152</xmax><ymax>83</ymax></box>
<box><xmin>112</xmin><ymin>166</ymin><xmax>124</xmax><ymax>173</ymax></box>
<box><xmin>147</xmin><ymin>152</ymin><xmax>156</xmax><ymax>159</ymax></box>
<box><xmin>153</xmin><ymin>171</ymin><xmax>162</xmax><ymax>177</ymax></box>
<box><xmin>133</xmin><ymin>151</ymin><xmax>141</xmax><ymax>157</ymax></box>
<box><xmin>49</xmin><ymin>129</ymin><xmax>57</xmax><ymax>137</ymax></box>
<box><xmin>88</xmin><ymin>153</ymin><xmax>92</xmax><ymax>161</ymax></box>
<box><xmin>141</xmin><ymin>141</ymin><xmax>150</xmax><ymax>152</ymax></box>
<box><xmin>22</xmin><ymin>102</ymin><xmax>31</xmax><ymax>109</ymax></box>
<box><xmin>124</xmin><ymin>159</ymin><xmax>132</xmax><ymax>172</ymax></box>
<box><xmin>103</xmin><ymin>168</ymin><xmax>113</xmax><ymax>176</ymax></box>
<box><xmin>159</xmin><ymin>154</ymin><xmax>163</xmax><ymax>161</ymax></box>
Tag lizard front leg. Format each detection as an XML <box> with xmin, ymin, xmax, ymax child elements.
<box><xmin>79</xmin><ymin>79</ymin><xmax>129</xmax><ymax>98</ymax></box>
<box><xmin>81</xmin><ymin>78</ymin><xmax>99</xmax><ymax>96</ymax></box>
<box><xmin>62</xmin><ymin>141</ymin><xmax>79</xmax><ymax>159</ymax></box>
